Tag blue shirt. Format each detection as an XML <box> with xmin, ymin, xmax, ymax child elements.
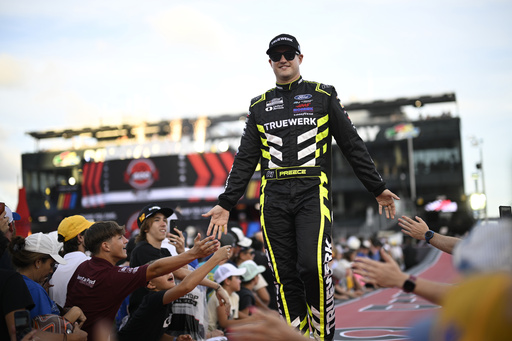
<box><xmin>22</xmin><ymin>275</ymin><xmax>60</xmax><ymax>319</ymax></box>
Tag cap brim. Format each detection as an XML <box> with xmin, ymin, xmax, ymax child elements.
<box><xmin>266</xmin><ymin>45</ymin><xmax>300</xmax><ymax>55</ymax></box>
<box><xmin>139</xmin><ymin>207</ymin><xmax>175</xmax><ymax>227</ymax></box>
<box><xmin>234</xmin><ymin>268</ymin><xmax>247</xmax><ymax>276</ymax></box>
<box><xmin>50</xmin><ymin>254</ymin><xmax>67</xmax><ymax>265</ymax></box>
<box><xmin>159</xmin><ymin>207</ymin><xmax>174</xmax><ymax>217</ymax></box>
<box><xmin>238</xmin><ymin>238</ymin><xmax>252</xmax><ymax>248</ymax></box>
<box><xmin>12</xmin><ymin>212</ymin><xmax>21</xmax><ymax>221</ymax></box>
<box><xmin>256</xmin><ymin>265</ymin><xmax>265</xmax><ymax>274</ymax></box>
<box><xmin>215</xmin><ymin>268</ymin><xmax>247</xmax><ymax>283</ymax></box>
<box><xmin>149</xmin><ymin>207</ymin><xmax>174</xmax><ymax>219</ymax></box>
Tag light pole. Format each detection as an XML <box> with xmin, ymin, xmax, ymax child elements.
<box><xmin>469</xmin><ymin>136</ymin><xmax>487</xmax><ymax>220</ymax></box>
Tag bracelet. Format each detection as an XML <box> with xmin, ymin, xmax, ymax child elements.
<box><xmin>215</xmin><ymin>284</ymin><xmax>221</xmax><ymax>291</ymax></box>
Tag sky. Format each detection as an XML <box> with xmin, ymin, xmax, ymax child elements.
<box><xmin>1</xmin><ymin>0</ymin><xmax>511</xmax><ymax>218</ymax></box>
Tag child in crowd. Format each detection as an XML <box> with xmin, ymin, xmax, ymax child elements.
<box><xmin>207</xmin><ymin>263</ymin><xmax>246</xmax><ymax>332</ymax></box>
<box><xmin>118</xmin><ymin>245</ymin><xmax>231</xmax><ymax>341</ymax></box>
<box><xmin>237</xmin><ymin>260</ymin><xmax>266</xmax><ymax>317</ymax></box>
<box><xmin>65</xmin><ymin>221</ymin><xmax>219</xmax><ymax>341</ymax></box>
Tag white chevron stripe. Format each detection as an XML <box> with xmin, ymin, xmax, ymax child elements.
<box><xmin>311</xmin><ymin>305</ymin><xmax>321</xmax><ymax>318</ymax></box>
<box><xmin>290</xmin><ymin>316</ymin><xmax>302</xmax><ymax>328</ymax></box>
<box><xmin>310</xmin><ymin>306</ymin><xmax>321</xmax><ymax>330</ymax></box>
<box><xmin>298</xmin><ymin>127</ymin><xmax>317</xmax><ymax>144</ymax></box>
<box><xmin>298</xmin><ymin>143</ymin><xmax>316</xmax><ymax>160</ymax></box>
<box><xmin>269</xmin><ymin>146</ymin><xmax>283</xmax><ymax>161</ymax></box>
<box><xmin>269</xmin><ymin>160</ymin><xmax>279</xmax><ymax>168</ymax></box>
<box><xmin>266</xmin><ymin>132</ymin><xmax>283</xmax><ymax>146</ymax></box>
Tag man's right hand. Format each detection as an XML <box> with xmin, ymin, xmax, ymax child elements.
<box><xmin>398</xmin><ymin>215</ymin><xmax>429</xmax><ymax>240</ymax></box>
<box><xmin>189</xmin><ymin>233</ymin><xmax>219</xmax><ymax>259</ymax></box>
<box><xmin>202</xmin><ymin>205</ymin><xmax>230</xmax><ymax>239</ymax></box>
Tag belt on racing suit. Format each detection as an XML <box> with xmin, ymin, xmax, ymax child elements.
<box><xmin>263</xmin><ymin>166</ymin><xmax>321</xmax><ymax>180</ymax></box>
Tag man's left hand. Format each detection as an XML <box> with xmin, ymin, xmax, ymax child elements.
<box><xmin>376</xmin><ymin>189</ymin><xmax>400</xmax><ymax>219</ymax></box>
<box><xmin>189</xmin><ymin>234</ymin><xmax>219</xmax><ymax>259</ymax></box>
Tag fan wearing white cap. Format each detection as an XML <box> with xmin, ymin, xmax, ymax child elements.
<box><xmin>8</xmin><ymin>233</ymin><xmax>87</xmax><ymax>327</ymax></box>
<box><xmin>228</xmin><ymin>227</ymin><xmax>252</xmax><ymax>264</ymax></box>
<box><xmin>207</xmin><ymin>263</ymin><xmax>246</xmax><ymax>332</ymax></box>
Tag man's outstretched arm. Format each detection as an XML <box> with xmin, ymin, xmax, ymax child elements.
<box><xmin>146</xmin><ymin>234</ymin><xmax>219</xmax><ymax>281</ymax></box>
<box><xmin>352</xmin><ymin>249</ymin><xmax>451</xmax><ymax>305</ymax></box>
<box><xmin>399</xmin><ymin>215</ymin><xmax>460</xmax><ymax>254</ymax></box>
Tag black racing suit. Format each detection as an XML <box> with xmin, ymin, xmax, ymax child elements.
<box><xmin>218</xmin><ymin>76</ymin><xmax>386</xmax><ymax>340</ymax></box>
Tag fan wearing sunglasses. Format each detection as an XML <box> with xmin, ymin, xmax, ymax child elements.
<box><xmin>204</xmin><ymin>33</ymin><xmax>399</xmax><ymax>341</ymax></box>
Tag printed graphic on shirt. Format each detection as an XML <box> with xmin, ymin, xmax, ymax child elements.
<box><xmin>77</xmin><ymin>275</ymin><xmax>96</xmax><ymax>288</ymax></box>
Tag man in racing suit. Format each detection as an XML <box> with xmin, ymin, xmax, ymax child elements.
<box><xmin>204</xmin><ymin>33</ymin><xmax>399</xmax><ymax>341</ymax></box>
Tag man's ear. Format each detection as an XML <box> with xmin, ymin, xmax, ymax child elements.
<box><xmin>101</xmin><ymin>240</ymin><xmax>111</xmax><ymax>253</ymax></box>
<box><xmin>147</xmin><ymin>281</ymin><xmax>156</xmax><ymax>290</ymax></box>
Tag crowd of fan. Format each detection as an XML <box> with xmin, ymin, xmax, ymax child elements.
<box><xmin>0</xmin><ymin>203</ymin><xmax>279</xmax><ymax>341</ymax></box>
<box><xmin>1</xmin><ymin>201</ymin><xmax>511</xmax><ymax>341</ymax></box>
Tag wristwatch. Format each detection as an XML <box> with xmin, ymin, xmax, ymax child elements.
<box><xmin>425</xmin><ymin>230</ymin><xmax>435</xmax><ymax>244</ymax></box>
<box><xmin>402</xmin><ymin>275</ymin><xmax>417</xmax><ymax>293</ymax></box>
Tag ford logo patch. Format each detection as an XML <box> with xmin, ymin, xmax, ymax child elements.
<box><xmin>294</xmin><ymin>94</ymin><xmax>312</xmax><ymax>100</ymax></box>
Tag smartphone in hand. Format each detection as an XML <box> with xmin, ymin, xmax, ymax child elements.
<box><xmin>15</xmin><ymin>310</ymin><xmax>32</xmax><ymax>341</ymax></box>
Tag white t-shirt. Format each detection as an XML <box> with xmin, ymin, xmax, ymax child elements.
<box><xmin>207</xmin><ymin>291</ymin><xmax>239</xmax><ymax>332</ymax></box>
<box><xmin>161</xmin><ymin>238</ymin><xmax>179</xmax><ymax>256</ymax></box>
<box><xmin>49</xmin><ymin>251</ymin><xmax>90</xmax><ymax>308</ymax></box>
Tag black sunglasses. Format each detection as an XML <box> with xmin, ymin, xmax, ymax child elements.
<box><xmin>269</xmin><ymin>50</ymin><xmax>299</xmax><ymax>62</ymax></box>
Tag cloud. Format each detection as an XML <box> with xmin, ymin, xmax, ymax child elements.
<box><xmin>0</xmin><ymin>54</ymin><xmax>26</xmax><ymax>87</ymax></box>
<box><xmin>149</xmin><ymin>6</ymin><xmax>228</xmax><ymax>51</ymax></box>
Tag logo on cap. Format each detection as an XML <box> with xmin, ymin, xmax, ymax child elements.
<box><xmin>138</xmin><ymin>213</ymin><xmax>145</xmax><ymax>224</ymax></box>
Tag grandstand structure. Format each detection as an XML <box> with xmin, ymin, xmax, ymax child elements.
<box><xmin>22</xmin><ymin>93</ymin><xmax>467</xmax><ymax>236</ymax></box>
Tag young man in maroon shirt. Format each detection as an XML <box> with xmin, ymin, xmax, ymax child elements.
<box><xmin>66</xmin><ymin>221</ymin><xmax>222</xmax><ymax>341</ymax></box>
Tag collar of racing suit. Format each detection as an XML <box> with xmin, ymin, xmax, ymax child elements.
<box><xmin>275</xmin><ymin>76</ymin><xmax>303</xmax><ymax>91</ymax></box>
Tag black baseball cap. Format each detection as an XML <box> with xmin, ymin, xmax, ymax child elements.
<box><xmin>266</xmin><ymin>33</ymin><xmax>301</xmax><ymax>55</ymax></box>
<box><xmin>137</xmin><ymin>204</ymin><xmax>174</xmax><ymax>228</ymax></box>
